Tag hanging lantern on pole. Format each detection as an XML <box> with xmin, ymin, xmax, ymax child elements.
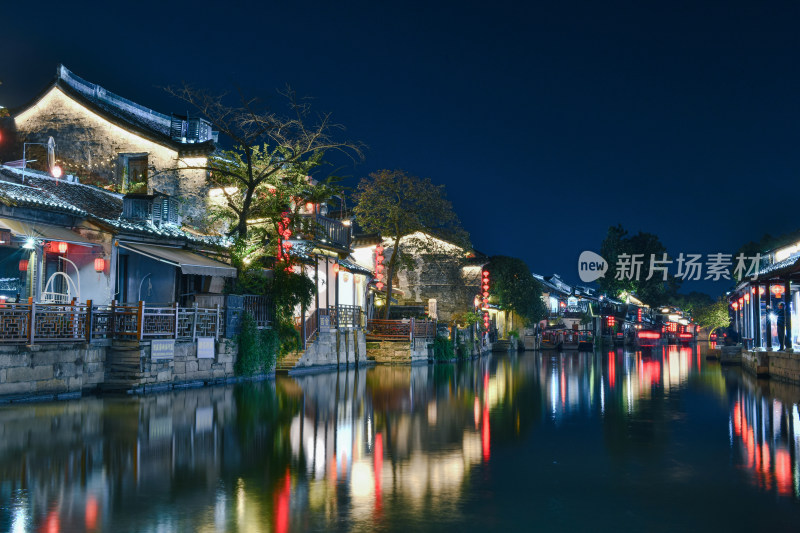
<box><xmin>771</xmin><ymin>284</ymin><xmax>785</xmax><ymax>298</ymax></box>
<box><xmin>94</xmin><ymin>257</ymin><xmax>105</xmax><ymax>272</ymax></box>
<box><xmin>374</xmin><ymin>244</ymin><xmax>385</xmax><ymax>290</ymax></box>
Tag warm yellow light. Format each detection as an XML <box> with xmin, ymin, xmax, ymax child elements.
<box><xmin>774</xmin><ymin>242</ymin><xmax>800</xmax><ymax>262</ymax></box>
<box><xmin>208</xmin><ymin>187</ymin><xmax>238</xmax><ymax>198</ymax></box>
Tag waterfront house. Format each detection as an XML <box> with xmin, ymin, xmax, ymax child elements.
<box><xmin>5</xmin><ymin>65</ymin><xmax>216</xmax><ymax>225</ymax></box>
<box><xmin>0</xmin><ymin>165</ymin><xmax>235</xmax><ymax>307</ymax></box>
<box><xmin>350</xmin><ymin>228</ymin><xmax>486</xmax><ymax>323</ymax></box>
<box><xmin>730</xmin><ymin>239</ymin><xmax>800</xmax><ymax>352</ymax></box>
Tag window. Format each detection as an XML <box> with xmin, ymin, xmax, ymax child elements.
<box><xmin>118</xmin><ymin>153</ymin><xmax>148</xmax><ymax>192</ymax></box>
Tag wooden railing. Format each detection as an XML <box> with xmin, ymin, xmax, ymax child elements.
<box><xmin>328</xmin><ymin>305</ymin><xmax>363</xmax><ymax>329</ymax></box>
<box><xmin>243</xmin><ymin>295</ymin><xmax>273</xmax><ymax>329</ymax></box>
<box><xmin>0</xmin><ymin>299</ymin><xmax>221</xmax><ymax>345</ymax></box>
<box><xmin>366</xmin><ymin>318</ymin><xmax>437</xmax><ymax>341</ymax></box>
<box><xmin>298</xmin><ymin>214</ymin><xmax>351</xmax><ymax>249</ymax></box>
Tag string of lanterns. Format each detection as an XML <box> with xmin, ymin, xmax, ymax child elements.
<box><xmin>374</xmin><ymin>244</ymin><xmax>385</xmax><ymax>291</ymax></box>
<box><xmin>276</xmin><ymin>212</ymin><xmax>293</xmax><ymax>269</ymax></box>
<box><xmin>481</xmin><ymin>269</ymin><xmax>490</xmax><ymax>330</ymax></box>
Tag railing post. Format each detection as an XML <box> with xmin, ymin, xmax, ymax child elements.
<box><xmin>86</xmin><ymin>299</ymin><xmax>93</xmax><ymax>343</ymax></box>
<box><xmin>71</xmin><ymin>297</ymin><xmax>78</xmax><ymax>340</ymax></box>
<box><xmin>301</xmin><ymin>303</ymin><xmax>307</xmax><ymax>350</ymax></box>
<box><xmin>173</xmin><ymin>302</ymin><xmax>179</xmax><ymax>339</ymax></box>
<box><xmin>137</xmin><ymin>301</ymin><xmax>145</xmax><ymax>341</ymax></box>
<box><xmin>215</xmin><ymin>304</ymin><xmax>221</xmax><ymax>340</ymax></box>
<box><xmin>111</xmin><ymin>299</ymin><xmax>117</xmax><ymax>339</ymax></box>
<box><xmin>192</xmin><ymin>302</ymin><xmax>199</xmax><ymax>340</ymax></box>
<box><xmin>28</xmin><ymin>297</ymin><xmax>35</xmax><ymax>345</ymax></box>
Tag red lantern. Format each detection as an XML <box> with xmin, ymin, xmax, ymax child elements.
<box><xmin>305</xmin><ymin>202</ymin><xmax>315</xmax><ymax>213</ymax></box>
<box><xmin>744</xmin><ymin>292</ymin><xmax>750</xmax><ymax>303</ymax></box>
<box><xmin>751</xmin><ymin>287</ymin><xmax>756</xmax><ymax>294</ymax></box>
<box><xmin>18</xmin><ymin>259</ymin><xmax>28</xmax><ymax>272</ymax></box>
<box><xmin>333</xmin><ymin>263</ymin><xmax>339</xmax><ymax>274</ymax></box>
<box><xmin>55</xmin><ymin>241</ymin><xmax>68</xmax><ymax>254</ymax></box>
<box><xmin>94</xmin><ymin>258</ymin><xmax>105</xmax><ymax>272</ymax></box>
<box><xmin>759</xmin><ymin>287</ymin><xmax>766</xmax><ymax>296</ymax></box>
<box><xmin>732</xmin><ymin>302</ymin><xmax>739</xmax><ymax>311</ymax></box>
<box><xmin>771</xmin><ymin>285</ymin><xmax>785</xmax><ymax>297</ymax></box>
<box><xmin>376</xmin><ymin>281</ymin><xmax>384</xmax><ymax>290</ymax></box>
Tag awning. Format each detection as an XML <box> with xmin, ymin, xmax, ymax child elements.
<box><xmin>118</xmin><ymin>242</ymin><xmax>237</xmax><ymax>278</ymax></box>
<box><xmin>0</xmin><ymin>218</ymin><xmax>96</xmax><ymax>246</ymax></box>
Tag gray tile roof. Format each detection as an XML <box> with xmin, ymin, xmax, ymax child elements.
<box><xmin>0</xmin><ymin>166</ymin><xmax>228</xmax><ymax>246</ymax></box>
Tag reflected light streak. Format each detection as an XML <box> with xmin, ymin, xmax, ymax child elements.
<box><xmin>482</xmin><ymin>404</ymin><xmax>491</xmax><ymax>462</ymax></box>
<box><xmin>275</xmin><ymin>469</ymin><xmax>291</xmax><ymax>533</ymax></box>
<box><xmin>85</xmin><ymin>496</ymin><xmax>99</xmax><ymax>530</ymax></box>
<box><xmin>374</xmin><ymin>432</ymin><xmax>384</xmax><ymax>516</ymax></box>
<box><xmin>608</xmin><ymin>352</ymin><xmax>615</xmax><ymax>389</ymax></box>
<box><xmin>44</xmin><ymin>510</ymin><xmax>59</xmax><ymax>533</ymax></box>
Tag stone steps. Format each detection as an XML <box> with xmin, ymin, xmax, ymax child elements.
<box><xmin>275</xmin><ymin>351</ymin><xmax>304</xmax><ymax>374</ymax></box>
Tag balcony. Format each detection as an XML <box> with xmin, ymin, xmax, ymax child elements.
<box><xmin>297</xmin><ymin>214</ymin><xmax>351</xmax><ymax>251</ymax></box>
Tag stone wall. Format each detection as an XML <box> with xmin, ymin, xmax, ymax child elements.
<box><xmin>294</xmin><ymin>329</ymin><xmax>367</xmax><ymax>370</ymax></box>
<box><xmin>0</xmin><ymin>342</ymin><xmax>106</xmax><ymax>401</ymax></box>
<box><xmin>13</xmin><ymin>87</ymin><xmax>209</xmax><ymax>225</ymax></box>
<box><xmin>366</xmin><ymin>339</ymin><xmax>430</xmax><ymax>364</ymax></box>
<box><xmin>766</xmin><ymin>351</ymin><xmax>800</xmax><ymax>383</ymax></box>
<box><xmin>388</xmin><ymin>235</ymin><xmax>481</xmax><ymax>322</ymax></box>
<box><xmin>108</xmin><ymin>338</ymin><xmax>239</xmax><ymax>393</ymax></box>
<box><xmin>742</xmin><ymin>350</ymin><xmax>770</xmax><ymax>378</ymax></box>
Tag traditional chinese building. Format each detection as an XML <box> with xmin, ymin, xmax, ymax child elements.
<box><xmin>730</xmin><ymin>240</ymin><xmax>799</xmax><ymax>352</ymax></box>
<box><xmin>350</xmin><ymin>229</ymin><xmax>486</xmax><ymax>323</ymax></box>
<box><xmin>5</xmin><ymin>65</ymin><xmax>216</xmax><ymax>225</ymax></box>
<box><xmin>0</xmin><ymin>165</ymin><xmax>234</xmax><ymax>306</ymax></box>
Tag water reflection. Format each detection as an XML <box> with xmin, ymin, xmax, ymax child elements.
<box><xmin>727</xmin><ymin>371</ymin><xmax>800</xmax><ymax>498</ymax></box>
<box><xmin>1</xmin><ymin>345</ymin><xmax>799</xmax><ymax>531</ymax></box>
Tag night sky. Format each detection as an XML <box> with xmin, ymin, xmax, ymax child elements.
<box><xmin>2</xmin><ymin>1</ymin><xmax>799</xmax><ymax>295</ymax></box>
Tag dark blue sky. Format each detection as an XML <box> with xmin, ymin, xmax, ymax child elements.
<box><xmin>2</xmin><ymin>0</ymin><xmax>799</xmax><ymax>294</ymax></box>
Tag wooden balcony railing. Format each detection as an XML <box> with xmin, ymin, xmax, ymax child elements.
<box><xmin>298</xmin><ymin>214</ymin><xmax>351</xmax><ymax>249</ymax></box>
<box><xmin>365</xmin><ymin>318</ymin><xmax>437</xmax><ymax>341</ymax></box>
<box><xmin>0</xmin><ymin>299</ymin><xmax>222</xmax><ymax>345</ymax></box>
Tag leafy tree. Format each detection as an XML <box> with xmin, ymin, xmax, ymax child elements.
<box><xmin>693</xmin><ymin>298</ymin><xmax>731</xmax><ymax>332</ymax></box>
<box><xmin>354</xmin><ymin>170</ymin><xmax>469</xmax><ymax>318</ymax></box>
<box><xmin>165</xmin><ymin>85</ymin><xmax>361</xmax><ymax>356</ymax></box>
<box><xmin>164</xmin><ymin>84</ymin><xmax>362</xmax><ymax>261</ymax></box>
<box><xmin>598</xmin><ymin>224</ymin><xmax>679</xmax><ymax>306</ymax></box>
<box><xmin>487</xmin><ymin>256</ymin><xmax>547</xmax><ymax>326</ymax></box>
<box><xmin>230</xmin><ymin>267</ymin><xmax>315</xmax><ymax>357</ymax></box>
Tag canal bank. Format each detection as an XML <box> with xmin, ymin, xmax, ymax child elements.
<box><xmin>2</xmin><ymin>344</ymin><xmax>799</xmax><ymax>531</ymax></box>
<box><xmin>0</xmin><ymin>338</ymin><xmax>273</xmax><ymax>403</ymax></box>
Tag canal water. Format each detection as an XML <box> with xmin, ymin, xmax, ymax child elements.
<box><xmin>1</xmin><ymin>345</ymin><xmax>800</xmax><ymax>532</ymax></box>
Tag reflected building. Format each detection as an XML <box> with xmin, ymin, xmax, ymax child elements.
<box><xmin>727</xmin><ymin>372</ymin><xmax>800</xmax><ymax>498</ymax></box>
